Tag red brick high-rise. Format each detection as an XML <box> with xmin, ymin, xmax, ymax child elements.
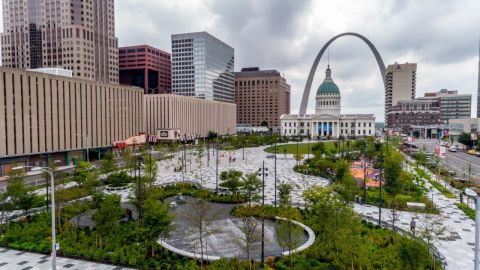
<box><xmin>235</xmin><ymin>67</ymin><xmax>290</xmax><ymax>132</ymax></box>
<box><xmin>119</xmin><ymin>45</ymin><xmax>171</xmax><ymax>94</ymax></box>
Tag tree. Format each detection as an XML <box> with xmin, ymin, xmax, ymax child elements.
<box><xmin>241</xmin><ymin>173</ymin><xmax>262</xmax><ymax>206</ymax></box>
<box><xmin>384</xmin><ymin>151</ymin><xmax>404</xmax><ymax>195</ymax></box>
<box><xmin>143</xmin><ymin>151</ymin><xmax>158</xmax><ymax>188</ymax></box>
<box><xmin>278</xmin><ymin>182</ymin><xmax>294</xmax><ymax>208</ymax></box>
<box><xmin>293</xmin><ymin>153</ymin><xmax>304</xmax><ymax>166</ymax></box>
<box><xmin>195</xmin><ymin>143</ymin><xmax>205</xmax><ymax>186</ymax></box>
<box><xmin>142</xmin><ymin>197</ymin><xmax>172</xmax><ymax>256</ymax></box>
<box><xmin>334</xmin><ymin>158</ymin><xmax>350</xmax><ymax>183</ymax></box>
<box><xmin>237</xmin><ymin>216</ymin><xmax>261</xmax><ymax>270</ymax></box>
<box><xmin>417</xmin><ymin>213</ymin><xmax>447</xmax><ymax>269</ymax></box>
<box><xmin>72</xmin><ymin>161</ymin><xmax>96</xmax><ymax>188</ymax></box>
<box><xmin>416</xmin><ymin>150</ymin><xmax>426</xmax><ymax>167</ymax></box>
<box><xmin>6</xmin><ymin>170</ymin><xmax>35</xmax><ymax>217</ymax></box>
<box><xmin>181</xmin><ymin>199</ymin><xmax>220</xmax><ymax>267</ymax></box>
<box><xmin>276</xmin><ymin>207</ymin><xmax>303</xmax><ymax>268</ymax></box>
<box><xmin>312</xmin><ymin>142</ymin><xmax>326</xmax><ymax>159</ymax></box>
<box><xmin>93</xmin><ymin>194</ymin><xmax>124</xmax><ymax>248</ymax></box>
<box><xmin>458</xmin><ymin>132</ymin><xmax>473</xmax><ymax>148</ymax></box>
<box><xmin>100</xmin><ymin>152</ymin><xmax>117</xmax><ymax>174</ymax></box>
<box><xmin>219</xmin><ymin>170</ymin><xmax>243</xmax><ymax>200</ymax></box>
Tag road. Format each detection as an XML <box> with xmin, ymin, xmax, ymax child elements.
<box><xmin>415</xmin><ymin>139</ymin><xmax>480</xmax><ymax>180</ymax></box>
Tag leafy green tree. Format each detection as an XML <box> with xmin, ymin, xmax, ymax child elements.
<box><xmin>458</xmin><ymin>132</ymin><xmax>473</xmax><ymax>148</ymax></box>
<box><xmin>293</xmin><ymin>153</ymin><xmax>304</xmax><ymax>166</ymax></box>
<box><xmin>100</xmin><ymin>152</ymin><xmax>117</xmax><ymax>174</ymax></box>
<box><xmin>312</xmin><ymin>142</ymin><xmax>326</xmax><ymax>159</ymax></box>
<box><xmin>142</xmin><ymin>197</ymin><xmax>172</xmax><ymax>256</ymax></box>
<box><xmin>241</xmin><ymin>173</ymin><xmax>262</xmax><ymax>206</ymax></box>
<box><xmin>93</xmin><ymin>194</ymin><xmax>124</xmax><ymax>248</ymax></box>
<box><xmin>416</xmin><ymin>150</ymin><xmax>426</xmax><ymax>167</ymax></box>
<box><xmin>7</xmin><ymin>170</ymin><xmax>35</xmax><ymax>217</ymax></box>
<box><xmin>384</xmin><ymin>151</ymin><xmax>404</xmax><ymax>195</ymax></box>
<box><xmin>142</xmin><ymin>151</ymin><xmax>158</xmax><ymax>188</ymax></box>
<box><xmin>334</xmin><ymin>159</ymin><xmax>350</xmax><ymax>183</ymax></box>
<box><xmin>219</xmin><ymin>170</ymin><xmax>243</xmax><ymax>199</ymax></box>
<box><xmin>238</xmin><ymin>216</ymin><xmax>261</xmax><ymax>270</ymax></box>
<box><xmin>72</xmin><ymin>161</ymin><xmax>96</xmax><ymax>188</ymax></box>
<box><xmin>276</xmin><ymin>207</ymin><xmax>303</xmax><ymax>268</ymax></box>
<box><xmin>278</xmin><ymin>182</ymin><xmax>293</xmax><ymax>208</ymax></box>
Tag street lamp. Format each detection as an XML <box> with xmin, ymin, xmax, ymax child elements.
<box><xmin>465</xmin><ymin>188</ymin><xmax>480</xmax><ymax>270</ymax></box>
<box><xmin>75</xmin><ymin>133</ymin><xmax>89</xmax><ymax>162</ymax></box>
<box><xmin>258</xmin><ymin>162</ymin><xmax>268</xmax><ymax>266</ymax></box>
<box><xmin>13</xmin><ymin>166</ymin><xmax>56</xmax><ymax>270</ymax></box>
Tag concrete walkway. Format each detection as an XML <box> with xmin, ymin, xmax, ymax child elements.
<box><xmin>0</xmin><ymin>248</ymin><xmax>133</xmax><ymax>270</ymax></box>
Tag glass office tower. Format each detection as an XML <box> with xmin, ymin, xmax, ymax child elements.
<box><xmin>171</xmin><ymin>32</ymin><xmax>235</xmax><ymax>103</ymax></box>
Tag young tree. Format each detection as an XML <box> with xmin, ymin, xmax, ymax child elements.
<box><xmin>278</xmin><ymin>182</ymin><xmax>294</xmax><ymax>208</ymax></box>
<box><xmin>293</xmin><ymin>153</ymin><xmax>304</xmax><ymax>166</ymax></box>
<box><xmin>241</xmin><ymin>173</ymin><xmax>262</xmax><ymax>206</ymax></box>
<box><xmin>93</xmin><ymin>194</ymin><xmax>124</xmax><ymax>248</ymax></box>
<box><xmin>100</xmin><ymin>152</ymin><xmax>117</xmax><ymax>174</ymax></box>
<box><xmin>276</xmin><ymin>208</ymin><xmax>303</xmax><ymax>268</ymax></box>
<box><xmin>181</xmin><ymin>199</ymin><xmax>220</xmax><ymax>267</ymax></box>
<box><xmin>143</xmin><ymin>151</ymin><xmax>158</xmax><ymax>188</ymax></box>
<box><xmin>334</xmin><ymin>158</ymin><xmax>350</xmax><ymax>183</ymax></box>
<box><xmin>312</xmin><ymin>142</ymin><xmax>326</xmax><ymax>159</ymax></box>
<box><xmin>6</xmin><ymin>170</ymin><xmax>35</xmax><ymax>217</ymax></box>
<box><xmin>238</xmin><ymin>216</ymin><xmax>261</xmax><ymax>270</ymax></box>
<box><xmin>384</xmin><ymin>151</ymin><xmax>404</xmax><ymax>195</ymax></box>
<box><xmin>72</xmin><ymin>161</ymin><xmax>96</xmax><ymax>188</ymax></box>
<box><xmin>219</xmin><ymin>170</ymin><xmax>243</xmax><ymax>200</ymax></box>
<box><xmin>195</xmin><ymin>143</ymin><xmax>205</xmax><ymax>186</ymax></box>
<box><xmin>418</xmin><ymin>213</ymin><xmax>447</xmax><ymax>269</ymax></box>
<box><xmin>416</xmin><ymin>150</ymin><xmax>426</xmax><ymax>167</ymax></box>
<box><xmin>142</xmin><ymin>197</ymin><xmax>172</xmax><ymax>256</ymax></box>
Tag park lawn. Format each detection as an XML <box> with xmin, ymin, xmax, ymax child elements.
<box><xmin>363</xmin><ymin>188</ymin><xmax>439</xmax><ymax>214</ymax></box>
<box><xmin>264</xmin><ymin>141</ymin><xmax>348</xmax><ymax>155</ymax></box>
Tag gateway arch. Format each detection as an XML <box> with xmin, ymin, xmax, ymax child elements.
<box><xmin>299</xmin><ymin>32</ymin><xmax>386</xmax><ymax>115</ymax></box>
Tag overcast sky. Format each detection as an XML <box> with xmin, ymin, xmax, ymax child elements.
<box><xmin>114</xmin><ymin>0</ymin><xmax>480</xmax><ymax>122</ymax></box>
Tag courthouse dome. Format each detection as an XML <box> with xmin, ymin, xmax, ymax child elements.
<box><xmin>316</xmin><ymin>65</ymin><xmax>340</xmax><ymax>95</ymax></box>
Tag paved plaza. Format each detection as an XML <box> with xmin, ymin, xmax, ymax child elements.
<box><xmin>0</xmin><ymin>248</ymin><xmax>132</xmax><ymax>270</ymax></box>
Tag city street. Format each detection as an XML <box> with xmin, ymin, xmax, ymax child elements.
<box><xmin>415</xmin><ymin>139</ymin><xmax>480</xmax><ymax>180</ymax></box>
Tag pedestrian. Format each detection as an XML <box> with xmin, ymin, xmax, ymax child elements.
<box><xmin>410</xmin><ymin>217</ymin><xmax>416</xmax><ymax>237</ymax></box>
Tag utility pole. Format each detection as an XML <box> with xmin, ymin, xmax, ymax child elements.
<box><xmin>258</xmin><ymin>162</ymin><xmax>268</xmax><ymax>266</ymax></box>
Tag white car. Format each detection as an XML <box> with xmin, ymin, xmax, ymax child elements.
<box><xmin>448</xmin><ymin>146</ymin><xmax>457</xmax><ymax>152</ymax></box>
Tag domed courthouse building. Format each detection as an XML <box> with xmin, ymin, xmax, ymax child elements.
<box><xmin>280</xmin><ymin>66</ymin><xmax>376</xmax><ymax>138</ymax></box>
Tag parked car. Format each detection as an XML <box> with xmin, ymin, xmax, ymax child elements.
<box><xmin>475</xmin><ymin>152</ymin><xmax>480</xmax><ymax>157</ymax></box>
<box><xmin>467</xmin><ymin>149</ymin><xmax>476</xmax><ymax>155</ymax></box>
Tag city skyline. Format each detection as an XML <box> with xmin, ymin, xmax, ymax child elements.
<box><xmin>109</xmin><ymin>0</ymin><xmax>479</xmax><ymax>121</ymax></box>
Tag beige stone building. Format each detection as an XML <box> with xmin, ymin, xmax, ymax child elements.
<box><xmin>235</xmin><ymin>67</ymin><xmax>290</xmax><ymax>132</ymax></box>
<box><xmin>1</xmin><ymin>0</ymin><xmax>119</xmax><ymax>83</ymax></box>
<box><xmin>144</xmin><ymin>94</ymin><xmax>237</xmax><ymax>138</ymax></box>
<box><xmin>385</xmin><ymin>62</ymin><xmax>417</xmax><ymax>122</ymax></box>
<box><xmin>0</xmin><ymin>67</ymin><xmax>143</xmax><ymax>175</ymax></box>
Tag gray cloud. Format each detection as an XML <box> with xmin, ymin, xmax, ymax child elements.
<box><xmin>114</xmin><ymin>0</ymin><xmax>480</xmax><ymax>121</ymax></box>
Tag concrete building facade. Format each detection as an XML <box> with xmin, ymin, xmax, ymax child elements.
<box><xmin>281</xmin><ymin>66</ymin><xmax>375</xmax><ymax>138</ymax></box>
<box><xmin>171</xmin><ymin>32</ymin><xmax>235</xmax><ymax>103</ymax></box>
<box><xmin>386</xmin><ymin>99</ymin><xmax>440</xmax><ymax>133</ymax></box>
<box><xmin>449</xmin><ymin>118</ymin><xmax>480</xmax><ymax>133</ymax></box>
<box><xmin>144</xmin><ymin>94</ymin><xmax>236</xmax><ymax>138</ymax></box>
<box><xmin>1</xmin><ymin>0</ymin><xmax>119</xmax><ymax>84</ymax></box>
<box><xmin>0</xmin><ymin>67</ymin><xmax>144</xmax><ymax>176</ymax></box>
<box><xmin>420</xmin><ymin>89</ymin><xmax>471</xmax><ymax>123</ymax></box>
<box><xmin>234</xmin><ymin>67</ymin><xmax>290</xmax><ymax>132</ymax></box>
<box><xmin>119</xmin><ymin>45</ymin><xmax>172</xmax><ymax>94</ymax></box>
<box><xmin>385</xmin><ymin>62</ymin><xmax>417</xmax><ymax>122</ymax></box>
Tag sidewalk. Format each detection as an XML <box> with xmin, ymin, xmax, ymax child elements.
<box><xmin>354</xmin><ymin>160</ymin><xmax>475</xmax><ymax>270</ymax></box>
<box><xmin>0</xmin><ymin>248</ymin><xmax>133</xmax><ymax>270</ymax></box>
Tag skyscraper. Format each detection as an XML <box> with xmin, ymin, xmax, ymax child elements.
<box><xmin>384</xmin><ymin>62</ymin><xmax>417</xmax><ymax>125</ymax></box>
<box><xmin>171</xmin><ymin>32</ymin><xmax>235</xmax><ymax>103</ymax></box>
<box><xmin>1</xmin><ymin>0</ymin><xmax>119</xmax><ymax>84</ymax></box>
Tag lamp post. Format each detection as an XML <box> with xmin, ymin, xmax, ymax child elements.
<box><xmin>13</xmin><ymin>166</ymin><xmax>56</xmax><ymax>270</ymax></box>
<box><xmin>378</xmin><ymin>142</ymin><xmax>383</xmax><ymax>226</ymax></box>
<box><xmin>258</xmin><ymin>162</ymin><xmax>268</xmax><ymax>266</ymax></box>
<box><xmin>274</xmin><ymin>134</ymin><xmax>278</xmax><ymax>207</ymax></box>
<box><xmin>466</xmin><ymin>188</ymin><xmax>480</xmax><ymax>270</ymax></box>
<box><xmin>75</xmin><ymin>133</ymin><xmax>89</xmax><ymax>162</ymax></box>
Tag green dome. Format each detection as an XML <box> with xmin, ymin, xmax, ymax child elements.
<box><xmin>316</xmin><ymin>81</ymin><xmax>340</xmax><ymax>95</ymax></box>
<box><xmin>316</xmin><ymin>65</ymin><xmax>340</xmax><ymax>95</ymax></box>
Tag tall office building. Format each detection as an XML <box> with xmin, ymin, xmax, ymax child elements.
<box><xmin>235</xmin><ymin>67</ymin><xmax>290</xmax><ymax>132</ymax></box>
<box><xmin>420</xmin><ymin>89</ymin><xmax>471</xmax><ymax>123</ymax></box>
<box><xmin>171</xmin><ymin>32</ymin><xmax>235</xmax><ymax>103</ymax></box>
<box><xmin>384</xmin><ymin>62</ymin><xmax>417</xmax><ymax>125</ymax></box>
<box><xmin>1</xmin><ymin>0</ymin><xmax>119</xmax><ymax>83</ymax></box>
<box><xmin>119</xmin><ymin>45</ymin><xmax>172</xmax><ymax>94</ymax></box>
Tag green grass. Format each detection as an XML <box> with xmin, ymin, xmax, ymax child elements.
<box><xmin>414</xmin><ymin>167</ymin><xmax>456</xmax><ymax>199</ymax></box>
<box><xmin>264</xmin><ymin>141</ymin><xmax>347</xmax><ymax>155</ymax></box>
<box><xmin>455</xmin><ymin>203</ymin><xmax>475</xmax><ymax>220</ymax></box>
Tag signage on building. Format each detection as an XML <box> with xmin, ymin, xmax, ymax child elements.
<box><xmin>159</xmin><ymin>131</ymin><xmax>169</xmax><ymax>138</ymax></box>
<box><xmin>471</xmin><ymin>133</ymin><xmax>478</xmax><ymax>141</ymax></box>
